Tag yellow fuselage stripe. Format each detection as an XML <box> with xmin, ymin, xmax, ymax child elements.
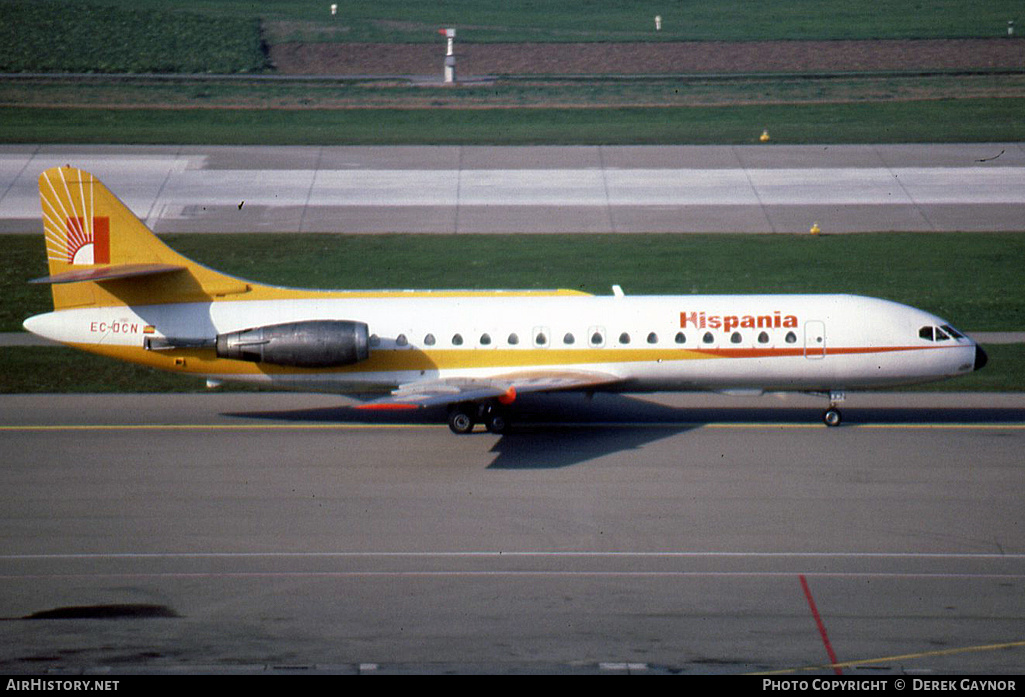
<box><xmin>70</xmin><ymin>344</ymin><xmax>719</xmax><ymax>375</ymax></box>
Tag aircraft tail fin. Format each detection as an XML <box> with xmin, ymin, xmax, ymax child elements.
<box><xmin>36</xmin><ymin>166</ymin><xmax>250</xmax><ymax>309</ymax></box>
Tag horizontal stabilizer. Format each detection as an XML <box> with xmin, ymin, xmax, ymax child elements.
<box><xmin>30</xmin><ymin>263</ymin><xmax>186</xmax><ymax>285</ymax></box>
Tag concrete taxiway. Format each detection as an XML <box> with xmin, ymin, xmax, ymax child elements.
<box><xmin>1</xmin><ymin>391</ymin><xmax>1024</xmax><ymax>673</ymax></box>
<box><xmin>2</xmin><ymin>143</ymin><xmax>1025</xmax><ymax>233</ymax></box>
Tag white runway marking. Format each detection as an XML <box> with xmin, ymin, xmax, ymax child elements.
<box><xmin>6</xmin><ymin>550</ymin><xmax>1024</xmax><ymax>581</ymax></box>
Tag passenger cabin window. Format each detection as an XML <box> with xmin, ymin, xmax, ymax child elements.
<box><xmin>370</xmin><ymin>334</ymin><xmax>381</xmax><ymax>347</ymax></box>
<box><xmin>702</xmin><ymin>332</ymin><xmax>714</xmax><ymax>344</ymax></box>
<box><xmin>508</xmin><ymin>333</ymin><xmax>519</xmax><ymax>345</ymax></box>
<box><xmin>675</xmin><ymin>332</ymin><xmax>686</xmax><ymax>344</ymax></box>
<box><xmin>730</xmin><ymin>332</ymin><xmax>742</xmax><ymax>344</ymax></box>
<box><xmin>480</xmin><ymin>333</ymin><xmax>491</xmax><ymax>345</ymax></box>
<box><xmin>452</xmin><ymin>334</ymin><xmax>463</xmax><ymax>346</ymax></box>
<box><xmin>590</xmin><ymin>332</ymin><xmax>603</xmax><ymax>346</ymax></box>
<box><xmin>647</xmin><ymin>332</ymin><xmax>658</xmax><ymax>344</ymax></box>
<box><xmin>785</xmin><ymin>331</ymin><xmax>797</xmax><ymax>344</ymax></box>
<box><xmin>563</xmin><ymin>333</ymin><xmax>575</xmax><ymax>345</ymax></box>
<box><xmin>619</xmin><ymin>332</ymin><xmax>631</xmax><ymax>345</ymax></box>
<box><xmin>396</xmin><ymin>334</ymin><xmax>408</xmax><ymax>347</ymax></box>
<box><xmin>424</xmin><ymin>333</ymin><xmax>436</xmax><ymax>346</ymax></box>
<box><xmin>757</xmin><ymin>331</ymin><xmax>769</xmax><ymax>344</ymax></box>
<box><xmin>535</xmin><ymin>332</ymin><xmax>547</xmax><ymax>346</ymax></box>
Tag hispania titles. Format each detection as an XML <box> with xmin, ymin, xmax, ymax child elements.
<box><xmin>680</xmin><ymin>311</ymin><xmax>799</xmax><ymax>333</ymax></box>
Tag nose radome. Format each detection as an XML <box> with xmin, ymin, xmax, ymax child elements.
<box><xmin>974</xmin><ymin>344</ymin><xmax>988</xmax><ymax>371</ymax></box>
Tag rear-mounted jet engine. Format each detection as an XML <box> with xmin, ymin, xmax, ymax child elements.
<box><xmin>216</xmin><ymin>320</ymin><xmax>370</xmax><ymax>368</ymax></box>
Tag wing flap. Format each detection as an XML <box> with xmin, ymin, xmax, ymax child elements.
<box><xmin>355</xmin><ymin>370</ymin><xmax>621</xmax><ymax>410</ymax></box>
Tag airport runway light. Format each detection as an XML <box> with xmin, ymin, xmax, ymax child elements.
<box><xmin>330</xmin><ymin>4</ymin><xmax>337</xmax><ymax>16</ymax></box>
<box><xmin>439</xmin><ymin>28</ymin><xmax>456</xmax><ymax>83</ymax></box>
<box><xmin>1009</xmin><ymin>21</ymin><xmax>1015</xmax><ymax>37</ymax></box>
<box><xmin>760</xmin><ymin>129</ymin><xmax>770</xmax><ymax>142</ymax></box>
<box><xmin>655</xmin><ymin>15</ymin><xmax>662</xmax><ymax>31</ymax></box>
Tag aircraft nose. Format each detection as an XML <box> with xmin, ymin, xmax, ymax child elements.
<box><xmin>974</xmin><ymin>344</ymin><xmax>988</xmax><ymax>371</ymax></box>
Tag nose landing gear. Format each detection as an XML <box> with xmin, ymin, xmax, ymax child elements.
<box><xmin>823</xmin><ymin>408</ymin><xmax>842</xmax><ymax>427</ymax></box>
<box><xmin>822</xmin><ymin>390</ymin><xmax>845</xmax><ymax>427</ymax></box>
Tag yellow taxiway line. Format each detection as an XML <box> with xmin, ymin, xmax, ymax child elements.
<box><xmin>752</xmin><ymin>639</ymin><xmax>1025</xmax><ymax>675</ymax></box>
<box><xmin>1</xmin><ymin>422</ymin><xmax>1024</xmax><ymax>432</ymax></box>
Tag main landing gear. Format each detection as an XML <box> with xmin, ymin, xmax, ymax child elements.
<box><xmin>822</xmin><ymin>390</ymin><xmax>845</xmax><ymax>427</ymax></box>
<box><xmin>447</xmin><ymin>401</ymin><xmax>511</xmax><ymax>435</ymax></box>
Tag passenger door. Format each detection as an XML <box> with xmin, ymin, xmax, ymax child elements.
<box><xmin>804</xmin><ymin>320</ymin><xmax>826</xmax><ymax>359</ymax></box>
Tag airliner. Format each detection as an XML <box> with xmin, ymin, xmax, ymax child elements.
<box><xmin>23</xmin><ymin>167</ymin><xmax>987</xmax><ymax>433</ymax></box>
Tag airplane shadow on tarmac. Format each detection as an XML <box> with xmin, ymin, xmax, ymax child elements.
<box><xmin>223</xmin><ymin>392</ymin><xmax>1025</xmax><ymax>470</ymax></box>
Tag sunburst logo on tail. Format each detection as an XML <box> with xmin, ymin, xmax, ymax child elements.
<box><xmin>40</xmin><ymin>168</ymin><xmax>111</xmax><ymax>266</ymax></box>
<box><xmin>62</xmin><ymin>216</ymin><xmax>110</xmax><ymax>264</ymax></box>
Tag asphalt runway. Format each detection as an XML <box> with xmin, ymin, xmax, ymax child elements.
<box><xmin>2</xmin><ymin>143</ymin><xmax>1025</xmax><ymax>233</ymax></box>
<box><xmin>2</xmin><ymin>391</ymin><xmax>1024</xmax><ymax>674</ymax></box>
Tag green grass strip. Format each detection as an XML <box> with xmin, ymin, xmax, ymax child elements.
<box><xmin>27</xmin><ymin>0</ymin><xmax>1025</xmax><ymax>43</ymax></box>
<box><xmin>0</xmin><ymin>1</ymin><xmax>267</xmax><ymax>74</ymax></box>
<box><xmin>7</xmin><ymin>232</ymin><xmax>1024</xmax><ymax>333</ymax></box>
<box><xmin>3</xmin><ymin>99</ymin><xmax>1025</xmax><ymax>145</ymax></box>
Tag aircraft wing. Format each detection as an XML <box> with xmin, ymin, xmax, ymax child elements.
<box><xmin>355</xmin><ymin>370</ymin><xmax>622</xmax><ymax>410</ymax></box>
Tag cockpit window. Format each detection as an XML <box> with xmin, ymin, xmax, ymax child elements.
<box><xmin>921</xmin><ymin>325</ymin><xmax>959</xmax><ymax>342</ymax></box>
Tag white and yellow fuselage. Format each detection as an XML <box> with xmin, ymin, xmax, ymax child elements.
<box><xmin>26</xmin><ymin>290</ymin><xmax>978</xmax><ymax>394</ymax></box>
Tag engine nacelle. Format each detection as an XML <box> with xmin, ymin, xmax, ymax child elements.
<box><xmin>216</xmin><ymin>320</ymin><xmax>370</xmax><ymax>368</ymax></box>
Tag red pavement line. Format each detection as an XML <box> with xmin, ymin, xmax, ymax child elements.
<box><xmin>799</xmin><ymin>574</ymin><xmax>842</xmax><ymax>676</ymax></box>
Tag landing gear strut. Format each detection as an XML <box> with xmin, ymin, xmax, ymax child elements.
<box><xmin>822</xmin><ymin>390</ymin><xmax>845</xmax><ymax>427</ymax></box>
